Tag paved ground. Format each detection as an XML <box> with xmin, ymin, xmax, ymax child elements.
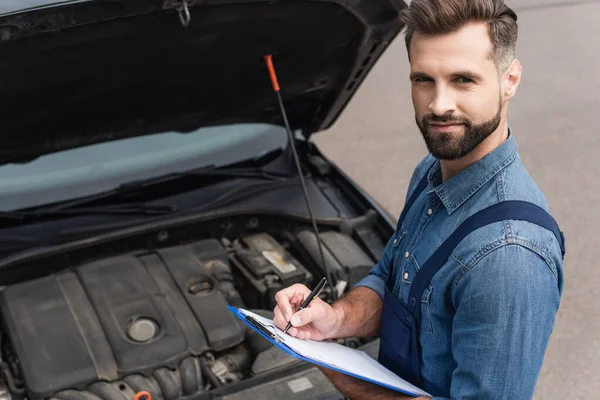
<box><xmin>314</xmin><ymin>1</ymin><xmax>600</xmax><ymax>398</ymax></box>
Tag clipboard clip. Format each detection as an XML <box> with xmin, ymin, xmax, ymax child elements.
<box><xmin>245</xmin><ymin>315</ymin><xmax>284</xmax><ymax>343</ymax></box>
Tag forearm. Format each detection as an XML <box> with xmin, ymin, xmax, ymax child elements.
<box><xmin>339</xmin><ymin>383</ymin><xmax>428</xmax><ymax>400</ymax></box>
<box><xmin>330</xmin><ymin>286</ymin><xmax>383</xmax><ymax>339</ymax></box>
<box><xmin>319</xmin><ymin>367</ymin><xmax>429</xmax><ymax>400</ymax></box>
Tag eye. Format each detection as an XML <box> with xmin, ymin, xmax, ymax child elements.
<box><xmin>414</xmin><ymin>76</ymin><xmax>434</xmax><ymax>83</ymax></box>
<box><xmin>455</xmin><ymin>76</ymin><xmax>475</xmax><ymax>84</ymax></box>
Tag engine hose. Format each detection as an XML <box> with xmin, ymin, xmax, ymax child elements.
<box><xmin>1</xmin><ymin>340</ymin><xmax>23</xmax><ymax>386</ymax></box>
<box><xmin>199</xmin><ymin>357</ymin><xmax>222</xmax><ymax>389</ymax></box>
<box><xmin>220</xmin><ymin>344</ymin><xmax>252</xmax><ymax>375</ymax></box>
<box><xmin>1</xmin><ymin>363</ymin><xmax>25</xmax><ymax>395</ymax></box>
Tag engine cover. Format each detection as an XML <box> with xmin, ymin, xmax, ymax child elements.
<box><xmin>0</xmin><ymin>239</ymin><xmax>245</xmax><ymax>400</ymax></box>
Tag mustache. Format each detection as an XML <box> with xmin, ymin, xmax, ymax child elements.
<box><xmin>422</xmin><ymin>114</ymin><xmax>470</xmax><ymax>124</ymax></box>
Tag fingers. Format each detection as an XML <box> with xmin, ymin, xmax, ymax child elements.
<box><xmin>274</xmin><ymin>284</ymin><xmax>311</xmax><ymax>321</ymax></box>
<box><xmin>274</xmin><ymin>305</ymin><xmax>302</xmax><ymax>337</ymax></box>
<box><xmin>273</xmin><ymin>284</ymin><xmax>330</xmax><ymax>341</ymax></box>
<box><xmin>295</xmin><ymin>329</ymin><xmax>311</xmax><ymax>341</ymax></box>
<box><xmin>287</xmin><ymin>326</ymin><xmax>299</xmax><ymax>337</ymax></box>
<box><xmin>290</xmin><ymin>299</ymin><xmax>327</xmax><ymax>327</ymax></box>
<box><xmin>273</xmin><ymin>304</ymin><xmax>286</xmax><ymax>329</ymax></box>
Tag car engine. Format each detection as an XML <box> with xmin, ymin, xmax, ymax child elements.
<box><xmin>0</xmin><ymin>227</ymin><xmax>377</xmax><ymax>400</ymax></box>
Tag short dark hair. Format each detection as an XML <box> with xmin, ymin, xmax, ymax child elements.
<box><xmin>401</xmin><ymin>0</ymin><xmax>519</xmax><ymax>71</ymax></box>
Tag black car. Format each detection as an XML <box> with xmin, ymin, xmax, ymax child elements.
<box><xmin>0</xmin><ymin>1</ymin><xmax>407</xmax><ymax>399</ymax></box>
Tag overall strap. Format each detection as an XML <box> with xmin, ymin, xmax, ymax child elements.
<box><xmin>407</xmin><ymin>200</ymin><xmax>566</xmax><ymax>320</ymax></box>
<box><xmin>386</xmin><ymin>170</ymin><xmax>431</xmax><ymax>290</ymax></box>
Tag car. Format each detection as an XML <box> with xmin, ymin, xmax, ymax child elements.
<box><xmin>0</xmin><ymin>1</ymin><xmax>407</xmax><ymax>400</ymax></box>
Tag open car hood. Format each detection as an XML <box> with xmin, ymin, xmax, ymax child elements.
<box><xmin>0</xmin><ymin>0</ymin><xmax>405</xmax><ymax>165</ymax></box>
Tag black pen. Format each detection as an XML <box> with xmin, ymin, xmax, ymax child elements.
<box><xmin>283</xmin><ymin>277</ymin><xmax>328</xmax><ymax>334</ymax></box>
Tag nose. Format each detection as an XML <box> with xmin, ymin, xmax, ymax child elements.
<box><xmin>428</xmin><ymin>86</ymin><xmax>456</xmax><ymax>117</ymax></box>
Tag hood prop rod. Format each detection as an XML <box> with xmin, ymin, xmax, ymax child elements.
<box><xmin>264</xmin><ymin>55</ymin><xmax>337</xmax><ymax>302</ymax></box>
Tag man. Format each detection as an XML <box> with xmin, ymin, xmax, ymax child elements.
<box><xmin>273</xmin><ymin>0</ymin><xmax>565</xmax><ymax>399</ymax></box>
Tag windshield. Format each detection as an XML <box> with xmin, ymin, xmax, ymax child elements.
<box><xmin>0</xmin><ymin>0</ymin><xmax>86</xmax><ymax>15</ymax></box>
<box><xmin>0</xmin><ymin>123</ymin><xmax>287</xmax><ymax>212</ymax></box>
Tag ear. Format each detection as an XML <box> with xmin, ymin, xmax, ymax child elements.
<box><xmin>502</xmin><ymin>59</ymin><xmax>522</xmax><ymax>101</ymax></box>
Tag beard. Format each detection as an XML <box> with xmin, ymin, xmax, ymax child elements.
<box><xmin>416</xmin><ymin>101</ymin><xmax>502</xmax><ymax>160</ymax></box>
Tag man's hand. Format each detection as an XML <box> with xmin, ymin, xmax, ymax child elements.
<box><xmin>318</xmin><ymin>366</ymin><xmax>430</xmax><ymax>400</ymax></box>
<box><xmin>274</xmin><ymin>284</ymin><xmax>384</xmax><ymax>341</ymax></box>
<box><xmin>273</xmin><ymin>283</ymin><xmax>342</xmax><ymax>341</ymax></box>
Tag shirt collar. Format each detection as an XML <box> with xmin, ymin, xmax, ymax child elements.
<box><xmin>428</xmin><ymin>128</ymin><xmax>518</xmax><ymax>215</ymax></box>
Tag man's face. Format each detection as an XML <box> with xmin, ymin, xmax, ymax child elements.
<box><xmin>409</xmin><ymin>23</ymin><xmax>506</xmax><ymax>160</ymax></box>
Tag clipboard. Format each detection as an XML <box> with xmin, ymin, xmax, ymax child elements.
<box><xmin>228</xmin><ymin>306</ymin><xmax>431</xmax><ymax>398</ymax></box>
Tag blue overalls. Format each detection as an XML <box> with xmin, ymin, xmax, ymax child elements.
<box><xmin>377</xmin><ymin>172</ymin><xmax>566</xmax><ymax>388</ymax></box>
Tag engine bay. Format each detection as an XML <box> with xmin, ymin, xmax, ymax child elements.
<box><xmin>0</xmin><ymin>217</ymin><xmax>381</xmax><ymax>400</ymax></box>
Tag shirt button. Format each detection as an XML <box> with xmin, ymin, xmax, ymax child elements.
<box><xmin>427</xmin><ymin>208</ymin><xmax>433</xmax><ymax>216</ymax></box>
<box><xmin>403</xmin><ymin>272</ymin><xmax>409</xmax><ymax>280</ymax></box>
<box><xmin>393</xmin><ymin>238</ymin><xmax>399</xmax><ymax>246</ymax></box>
<box><xmin>405</xmin><ymin>251</ymin><xmax>410</xmax><ymax>258</ymax></box>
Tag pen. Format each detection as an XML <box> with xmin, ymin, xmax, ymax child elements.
<box><xmin>283</xmin><ymin>277</ymin><xmax>328</xmax><ymax>334</ymax></box>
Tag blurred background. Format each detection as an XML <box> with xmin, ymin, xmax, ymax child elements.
<box><xmin>314</xmin><ymin>1</ymin><xmax>600</xmax><ymax>398</ymax></box>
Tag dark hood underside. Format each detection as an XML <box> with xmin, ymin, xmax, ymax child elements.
<box><xmin>0</xmin><ymin>0</ymin><xmax>405</xmax><ymax>164</ymax></box>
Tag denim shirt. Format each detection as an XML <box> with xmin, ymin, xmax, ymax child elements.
<box><xmin>356</xmin><ymin>130</ymin><xmax>564</xmax><ymax>399</ymax></box>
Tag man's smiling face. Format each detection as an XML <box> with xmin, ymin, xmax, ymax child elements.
<box><xmin>409</xmin><ymin>22</ymin><xmax>508</xmax><ymax>160</ymax></box>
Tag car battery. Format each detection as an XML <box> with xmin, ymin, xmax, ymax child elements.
<box><xmin>230</xmin><ymin>233</ymin><xmax>313</xmax><ymax>309</ymax></box>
